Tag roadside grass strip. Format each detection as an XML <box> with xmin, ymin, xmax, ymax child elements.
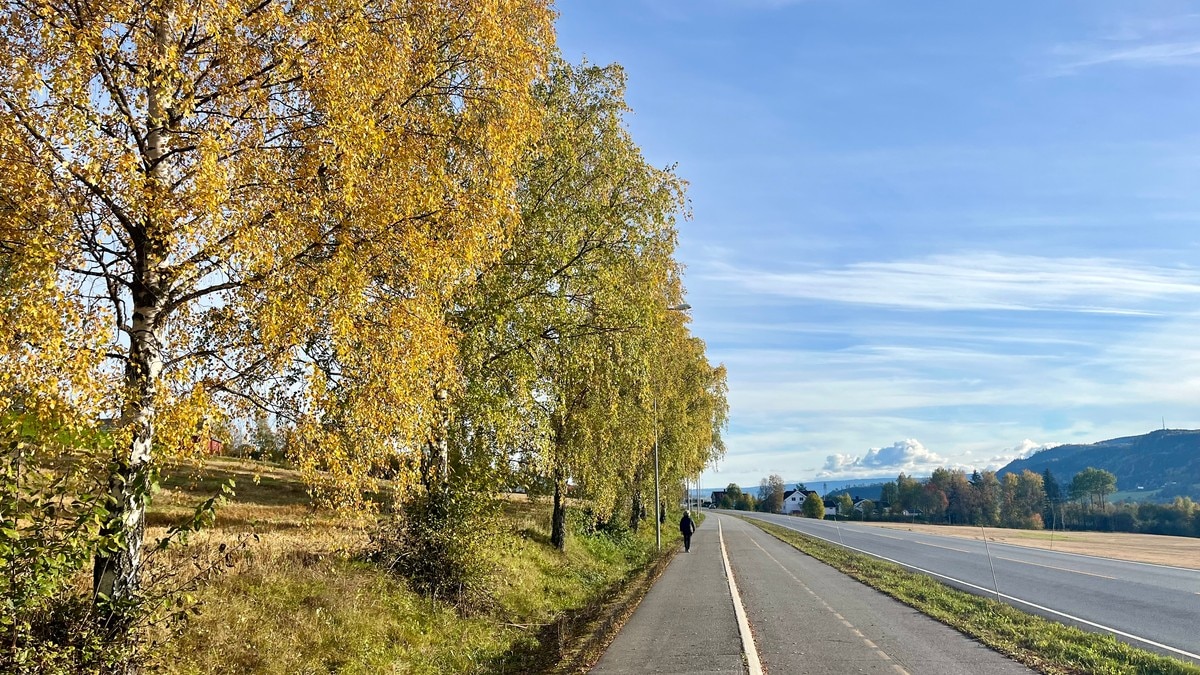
<box><xmin>746</xmin><ymin>519</ymin><xmax>1200</xmax><ymax>675</ymax></box>
<box><xmin>155</xmin><ymin>462</ymin><xmax>691</xmax><ymax>675</ymax></box>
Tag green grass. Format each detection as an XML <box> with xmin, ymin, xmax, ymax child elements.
<box><xmin>1111</xmin><ymin>489</ymin><xmax>1161</xmax><ymax>503</ymax></box>
<box><xmin>150</xmin><ymin>460</ymin><xmax>678</xmax><ymax>674</ymax></box>
<box><xmin>166</xmin><ymin>558</ymin><xmax>515</xmax><ymax>674</ymax></box>
<box><xmin>745</xmin><ymin>518</ymin><xmax>1200</xmax><ymax>675</ymax></box>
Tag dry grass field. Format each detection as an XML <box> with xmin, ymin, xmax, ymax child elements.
<box><xmin>858</xmin><ymin>521</ymin><xmax>1200</xmax><ymax>569</ymax></box>
<box><xmin>142</xmin><ymin>456</ymin><xmax>669</xmax><ymax>674</ymax></box>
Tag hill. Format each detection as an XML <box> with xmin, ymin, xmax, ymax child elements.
<box><xmin>700</xmin><ymin>478</ymin><xmax>897</xmax><ymax>503</ymax></box>
<box><xmin>998</xmin><ymin>429</ymin><xmax>1200</xmax><ymax>502</ymax></box>
<box><xmin>825</xmin><ymin>483</ymin><xmax>887</xmax><ymax>501</ymax></box>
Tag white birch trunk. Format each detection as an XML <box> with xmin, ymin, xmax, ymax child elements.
<box><xmin>92</xmin><ymin>7</ymin><xmax>171</xmax><ymax>630</ymax></box>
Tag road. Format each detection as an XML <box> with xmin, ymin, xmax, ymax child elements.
<box><xmin>736</xmin><ymin>511</ymin><xmax>1200</xmax><ymax>664</ymax></box>
<box><xmin>591</xmin><ymin>514</ymin><xmax>1035</xmax><ymax>674</ymax></box>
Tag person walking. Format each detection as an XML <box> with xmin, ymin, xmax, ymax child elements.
<box><xmin>679</xmin><ymin>511</ymin><xmax>696</xmax><ymax>552</ymax></box>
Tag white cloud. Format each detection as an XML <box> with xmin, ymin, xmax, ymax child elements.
<box><xmin>704</xmin><ymin>253</ymin><xmax>1200</xmax><ymax>315</ymax></box>
<box><xmin>1011</xmin><ymin>438</ymin><xmax>1060</xmax><ymax>459</ymax></box>
<box><xmin>818</xmin><ymin>439</ymin><xmax>946</xmax><ymax>478</ymax></box>
<box><xmin>1049</xmin><ymin>12</ymin><xmax>1200</xmax><ymax>76</ymax></box>
<box><xmin>1053</xmin><ymin>41</ymin><xmax>1200</xmax><ymax>74</ymax></box>
<box><xmin>982</xmin><ymin>439</ymin><xmax>1061</xmax><ymax>471</ymax></box>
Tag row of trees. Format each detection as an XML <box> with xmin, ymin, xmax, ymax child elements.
<box><xmin>720</xmin><ymin>467</ymin><xmax>1197</xmax><ymax>538</ymax></box>
<box><xmin>875</xmin><ymin>469</ymin><xmax>1051</xmax><ymax>528</ymax></box>
<box><xmin>724</xmin><ymin>465</ymin><xmax>1194</xmax><ymax>536</ymax></box>
<box><xmin>870</xmin><ymin>466</ymin><xmax>1199</xmax><ymax>537</ymax></box>
<box><xmin>1</xmin><ymin>1</ymin><xmax>727</xmax><ymax>668</ymax></box>
<box><xmin>715</xmin><ymin>475</ymin><xmax>829</xmax><ymax>517</ymax></box>
<box><xmin>1095</xmin><ymin>497</ymin><xmax>1200</xmax><ymax>537</ymax></box>
<box><xmin>714</xmin><ymin>483</ymin><xmax>758</xmax><ymax>511</ymax></box>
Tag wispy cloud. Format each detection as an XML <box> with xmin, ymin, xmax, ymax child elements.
<box><xmin>1048</xmin><ymin>13</ymin><xmax>1200</xmax><ymax>75</ymax></box>
<box><xmin>1052</xmin><ymin>41</ymin><xmax>1200</xmax><ymax>75</ymax></box>
<box><xmin>1098</xmin><ymin>14</ymin><xmax>1200</xmax><ymax>43</ymax></box>
<box><xmin>705</xmin><ymin>253</ymin><xmax>1200</xmax><ymax>314</ymax></box>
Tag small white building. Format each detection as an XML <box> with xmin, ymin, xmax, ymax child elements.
<box><xmin>781</xmin><ymin>488</ymin><xmax>820</xmax><ymax>514</ymax></box>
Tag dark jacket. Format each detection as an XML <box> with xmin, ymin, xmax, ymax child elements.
<box><xmin>679</xmin><ymin>513</ymin><xmax>695</xmax><ymax>535</ymax></box>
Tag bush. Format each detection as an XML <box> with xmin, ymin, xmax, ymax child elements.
<box><xmin>1</xmin><ymin>438</ymin><xmax>239</xmax><ymax>674</ymax></box>
<box><xmin>1</xmin><ymin>423</ymin><xmax>116</xmax><ymax>673</ymax></box>
<box><xmin>367</xmin><ymin>487</ymin><xmax>500</xmax><ymax>612</ymax></box>
<box><xmin>574</xmin><ymin>506</ymin><xmax>632</xmax><ymax>540</ymax></box>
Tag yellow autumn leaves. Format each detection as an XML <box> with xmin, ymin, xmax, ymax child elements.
<box><xmin>1</xmin><ymin>0</ymin><xmax>725</xmax><ymax>598</ymax></box>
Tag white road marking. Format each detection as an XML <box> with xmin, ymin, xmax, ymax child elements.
<box><xmin>995</xmin><ymin>555</ymin><xmax>1117</xmax><ymax>580</ymax></box>
<box><xmin>744</xmin><ymin>529</ymin><xmax>911</xmax><ymax>675</ymax></box>
<box><xmin>754</xmin><ymin>517</ymin><xmax>1200</xmax><ymax>663</ymax></box>
<box><xmin>986</xmin><ymin>539</ymin><xmax>1200</xmax><ymax>573</ymax></box>
<box><xmin>776</xmin><ymin>516</ymin><xmax>1200</xmax><ymax>574</ymax></box>
<box><xmin>916</xmin><ymin>540</ymin><xmax>975</xmax><ymax>554</ymax></box>
<box><xmin>719</xmin><ymin>519</ymin><xmax>763</xmax><ymax>675</ymax></box>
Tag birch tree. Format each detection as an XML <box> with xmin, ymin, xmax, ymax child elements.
<box><xmin>446</xmin><ymin>59</ymin><xmax>722</xmax><ymax>550</ymax></box>
<box><xmin>640</xmin><ymin>315</ymin><xmax>728</xmax><ymax>517</ymax></box>
<box><xmin>0</xmin><ymin>0</ymin><xmax>551</xmax><ymax>624</ymax></box>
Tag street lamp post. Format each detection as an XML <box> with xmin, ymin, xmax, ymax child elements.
<box><xmin>653</xmin><ymin>396</ymin><xmax>661</xmax><ymax>551</ymax></box>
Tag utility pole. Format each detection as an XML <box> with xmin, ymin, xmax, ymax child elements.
<box><xmin>653</xmin><ymin>396</ymin><xmax>660</xmax><ymax>551</ymax></box>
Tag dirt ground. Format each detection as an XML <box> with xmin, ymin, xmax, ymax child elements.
<box><xmin>858</xmin><ymin>521</ymin><xmax>1200</xmax><ymax>570</ymax></box>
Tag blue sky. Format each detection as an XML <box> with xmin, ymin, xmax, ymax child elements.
<box><xmin>555</xmin><ymin>1</ymin><xmax>1200</xmax><ymax>489</ymax></box>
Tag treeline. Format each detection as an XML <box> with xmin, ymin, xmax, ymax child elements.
<box><xmin>0</xmin><ymin>3</ymin><xmax>727</xmax><ymax>671</ymax></box>
<box><xmin>715</xmin><ymin>474</ymin><xmax>828</xmax><ymax>517</ymax></box>
<box><xmin>714</xmin><ymin>483</ymin><xmax>759</xmax><ymax>511</ymax></box>
<box><xmin>721</xmin><ymin>466</ymin><xmax>1200</xmax><ymax>539</ymax></box>
<box><xmin>864</xmin><ymin>467</ymin><xmax>1200</xmax><ymax>538</ymax></box>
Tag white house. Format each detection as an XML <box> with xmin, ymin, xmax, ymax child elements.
<box><xmin>781</xmin><ymin>488</ymin><xmax>819</xmax><ymax>514</ymax></box>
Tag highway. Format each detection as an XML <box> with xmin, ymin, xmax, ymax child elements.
<box><xmin>735</xmin><ymin>511</ymin><xmax>1200</xmax><ymax>664</ymax></box>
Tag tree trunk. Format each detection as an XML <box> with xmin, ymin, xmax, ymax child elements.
<box><xmin>93</xmin><ymin>295</ymin><xmax>163</xmax><ymax>629</ymax></box>
<box><xmin>628</xmin><ymin>488</ymin><xmax>642</xmax><ymax>532</ymax></box>
<box><xmin>92</xmin><ymin>9</ymin><xmax>171</xmax><ymax>640</ymax></box>
<box><xmin>550</xmin><ymin>471</ymin><xmax>567</xmax><ymax>551</ymax></box>
<box><xmin>549</xmin><ymin>415</ymin><xmax>568</xmax><ymax>550</ymax></box>
<box><xmin>628</xmin><ymin>466</ymin><xmax>644</xmax><ymax>531</ymax></box>
<box><xmin>421</xmin><ymin>388</ymin><xmax>451</xmax><ymax>493</ymax></box>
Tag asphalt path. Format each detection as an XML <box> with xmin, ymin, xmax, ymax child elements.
<box><xmin>592</xmin><ymin>514</ymin><xmax>1034</xmax><ymax>674</ymax></box>
<box><xmin>734</xmin><ymin>511</ymin><xmax>1200</xmax><ymax>665</ymax></box>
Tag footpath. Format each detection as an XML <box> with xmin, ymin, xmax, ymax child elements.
<box><xmin>590</xmin><ymin>515</ymin><xmax>745</xmax><ymax>674</ymax></box>
<box><xmin>590</xmin><ymin>513</ymin><xmax>1035</xmax><ymax>675</ymax></box>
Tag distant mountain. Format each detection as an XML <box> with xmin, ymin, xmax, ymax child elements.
<box><xmin>799</xmin><ymin>477</ymin><xmax>903</xmax><ymax>497</ymax></box>
<box><xmin>698</xmin><ymin>477</ymin><xmax>899</xmax><ymax>500</ymax></box>
<box><xmin>825</xmin><ymin>483</ymin><xmax>886</xmax><ymax>501</ymax></box>
<box><xmin>997</xmin><ymin>429</ymin><xmax>1200</xmax><ymax>501</ymax></box>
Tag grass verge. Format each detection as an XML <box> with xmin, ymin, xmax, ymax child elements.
<box><xmin>745</xmin><ymin>518</ymin><xmax>1200</xmax><ymax>675</ymax></box>
<box><xmin>149</xmin><ymin>458</ymin><xmax>683</xmax><ymax>673</ymax></box>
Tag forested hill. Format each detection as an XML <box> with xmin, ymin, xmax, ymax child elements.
<box><xmin>998</xmin><ymin>429</ymin><xmax>1200</xmax><ymax>501</ymax></box>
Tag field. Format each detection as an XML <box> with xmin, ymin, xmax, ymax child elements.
<box><xmin>857</xmin><ymin>521</ymin><xmax>1200</xmax><ymax>569</ymax></box>
<box><xmin>145</xmin><ymin>456</ymin><xmax>674</xmax><ymax>674</ymax></box>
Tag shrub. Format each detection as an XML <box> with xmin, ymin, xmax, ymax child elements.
<box><xmin>367</xmin><ymin>487</ymin><xmax>500</xmax><ymax>612</ymax></box>
<box><xmin>1</xmin><ymin>421</ymin><xmax>239</xmax><ymax>673</ymax></box>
